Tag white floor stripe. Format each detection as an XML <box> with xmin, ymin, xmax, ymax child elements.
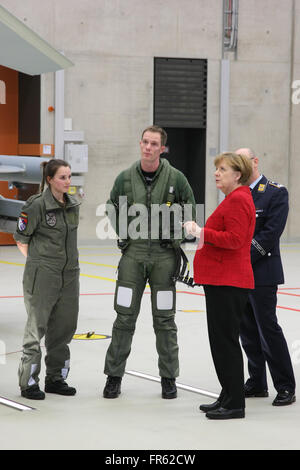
<box><xmin>0</xmin><ymin>396</ymin><xmax>36</xmax><ymax>411</ymax></box>
<box><xmin>125</xmin><ymin>370</ymin><xmax>219</xmax><ymax>399</ymax></box>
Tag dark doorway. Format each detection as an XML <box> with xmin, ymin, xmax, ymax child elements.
<box><xmin>163</xmin><ymin>127</ymin><xmax>205</xmax><ymax>205</ymax></box>
<box><xmin>19</xmin><ymin>72</ymin><xmax>40</xmax><ymax>144</ymax></box>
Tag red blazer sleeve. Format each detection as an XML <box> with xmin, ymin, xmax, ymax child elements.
<box><xmin>204</xmin><ymin>195</ymin><xmax>252</xmax><ymax>250</ymax></box>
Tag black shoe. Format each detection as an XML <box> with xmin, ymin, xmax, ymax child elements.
<box><xmin>206</xmin><ymin>407</ymin><xmax>245</xmax><ymax>420</ymax></box>
<box><xmin>161</xmin><ymin>378</ymin><xmax>177</xmax><ymax>399</ymax></box>
<box><xmin>244</xmin><ymin>384</ymin><xmax>269</xmax><ymax>398</ymax></box>
<box><xmin>199</xmin><ymin>400</ymin><xmax>221</xmax><ymax>412</ymax></box>
<box><xmin>45</xmin><ymin>381</ymin><xmax>76</xmax><ymax>396</ymax></box>
<box><xmin>272</xmin><ymin>390</ymin><xmax>296</xmax><ymax>406</ymax></box>
<box><xmin>103</xmin><ymin>376</ymin><xmax>122</xmax><ymax>399</ymax></box>
<box><xmin>21</xmin><ymin>385</ymin><xmax>45</xmax><ymax>400</ymax></box>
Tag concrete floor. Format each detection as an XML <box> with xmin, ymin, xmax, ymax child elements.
<box><xmin>0</xmin><ymin>242</ymin><xmax>299</xmax><ymax>450</ymax></box>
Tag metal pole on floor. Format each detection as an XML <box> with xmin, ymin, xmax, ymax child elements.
<box><xmin>0</xmin><ymin>396</ymin><xmax>35</xmax><ymax>411</ymax></box>
<box><xmin>125</xmin><ymin>370</ymin><xmax>219</xmax><ymax>399</ymax></box>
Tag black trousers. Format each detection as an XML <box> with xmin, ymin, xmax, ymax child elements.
<box><xmin>204</xmin><ymin>285</ymin><xmax>249</xmax><ymax>410</ymax></box>
<box><xmin>240</xmin><ymin>285</ymin><xmax>295</xmax><ymax>393</ymax></box>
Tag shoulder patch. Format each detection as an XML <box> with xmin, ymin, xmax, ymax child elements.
<box><xmin>24</xmin><ymin>193</ymin><xmax>42</xmax><ymax>209</ymax></box>
<box><xmin>18</xmin><ymin>212</ymin><xmax>28</xmax><ymax>231</ymax></box>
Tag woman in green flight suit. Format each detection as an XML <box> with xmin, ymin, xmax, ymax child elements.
<box><xmin>14</xmin><ymin>159</ymin><xmax>80</xmax><ymax>400</ymax></box>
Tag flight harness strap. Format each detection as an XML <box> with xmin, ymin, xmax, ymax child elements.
<box><xmin>172</xmin><ymin>246</ymin><xmax>195</xmax><ymax>287</ymax></box>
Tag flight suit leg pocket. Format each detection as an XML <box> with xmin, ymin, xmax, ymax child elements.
<box><xmin>23</xmin><ymin>264</ymin><xmax>39</xmax><ymax>295</ymax></box>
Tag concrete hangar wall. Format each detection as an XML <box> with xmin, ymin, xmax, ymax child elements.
<box><xmin>1</xmin><ymin>0</ymin><xmax>300</xmax><ymax>242</ymax></box>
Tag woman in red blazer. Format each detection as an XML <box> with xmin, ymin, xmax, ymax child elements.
<box><xmin>185</xmin><ymin>152</ymin><xmax>255</xmax><ymax>420</ymax></box>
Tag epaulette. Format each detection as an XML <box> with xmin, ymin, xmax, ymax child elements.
<box><xmin>268</xmin><ymin>181</ymin><xmax>284</xmax><ymax>189</ymax></box>
<box><xmin>24</xmin><ymin>193</ymin><xmax>42</xmax><ymax>206</ymax></box>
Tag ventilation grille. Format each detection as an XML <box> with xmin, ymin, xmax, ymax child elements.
<box><xmin>154</xmin><ymin>58</ymin><xmax>207</xmax><ymax>129</ymax></box>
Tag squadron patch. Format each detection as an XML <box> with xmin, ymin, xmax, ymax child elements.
<box><xmin>46</xmin><ymin>211</ymin><xmax>57</xmax><ymax>227</ymax></box>
<box><xmin>18</xmin><ymin>212</ymin><xmax>28</xmax><ymax>231</ymax></box>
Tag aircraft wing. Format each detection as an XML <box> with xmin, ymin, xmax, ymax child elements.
<box><xmin>0</xmin><ymin>165</ymin><xmax>26</xmax><ymax>174</ymax></box>
<box><xmin>0</xmin><ymin>155</ymin><xmax>48</xmax><ymax>183</ymax></box>
<box><xmin>0</xmin><ymin>155</ymin><xmax>49</xmax><ymax>233</ymax></box>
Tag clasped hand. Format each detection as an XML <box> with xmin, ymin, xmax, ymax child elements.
<box><xmin>183</xmin><ymin>221</ymin><xmax>202</xmax><ymax>238</ymax></box>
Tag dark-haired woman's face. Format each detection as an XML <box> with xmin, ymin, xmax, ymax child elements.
<box><xmin>47</xmin><ymin>166</ymin><xmax>71</xmax><ymax>196</ymax></box>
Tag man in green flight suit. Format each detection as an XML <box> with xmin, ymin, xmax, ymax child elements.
<box><xmin>103</xmin><ymin>125</ymin><xmax>196</xmax><ymax>399</ymax></box>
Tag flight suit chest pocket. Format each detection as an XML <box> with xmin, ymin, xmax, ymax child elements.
<box><xmin>65</xmin><ymin>209</ymin><xmax>79</xmax><ymax>227</ymax></box>
<box><xmin>23</xmin><ymin>264</ymin><xmax>39</xmax><ymax>295</ymax></box>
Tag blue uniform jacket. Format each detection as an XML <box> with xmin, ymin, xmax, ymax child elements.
<box><xmin>251</xmin><ymin>175</ymin><xmax>288</xmax><ymax>286</ymax></box>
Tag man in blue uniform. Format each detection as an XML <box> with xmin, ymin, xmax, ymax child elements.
<box><xmin>236</xmin><ymin>148</ymin><xmax>296</xmax><ymax>406</ymax></box>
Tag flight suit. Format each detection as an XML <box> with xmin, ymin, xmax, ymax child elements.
<box><xmin>104</xmin><ymin>158</ymin><xmax>196</xmax><ymax>379</ymax></box>
<box><xmin>14</xmin><ymin>187</ymin><xmax>80</xmax><ymax>391</ymax></box>
<box><xmin>240</xmin><ymin>176</ymin><xmax>296</xmax><ymax>393</ymax></box>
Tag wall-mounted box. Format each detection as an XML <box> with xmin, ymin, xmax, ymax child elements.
<box><xmin>64</xmin><ymin>143</ymin><xmax>88</xmax><ymax>173</ymax></box>
<box><xmin>64</xmin><ymin>118</ymin><xmax>73</xmax><ymax>131</ymax></box>
<box><xmin>64</xmin><ymin>130</ymin><xmax>85</xmax><ymax>142</ymax></box>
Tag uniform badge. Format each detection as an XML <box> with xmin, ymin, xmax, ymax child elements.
<box><xmin>18</xmin><ymin>212</ymin><xmax>28</xmax><ymax>231</ymax></box>
<box><xmin>258</xmin><ymin>184</ymin><xmax>266</xmax><ymax>192</ymax></box>
<box><xmin>46</xmin><ymin>212</ymin><xmax>57</xmax><ymax>227</ymax></box>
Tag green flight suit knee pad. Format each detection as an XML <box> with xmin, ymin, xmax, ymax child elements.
<box><xmin>113</xmin><ymin>280</ymin><xmax>141</xmax><ymax>331</ymax></box>
<box><xmin>151</xmin><ymin>284</ymin><xmax>176</xmax><ymax>329</ymax></box>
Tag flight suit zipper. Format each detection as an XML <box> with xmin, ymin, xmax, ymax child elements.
<box><xmin>61</xmin><ymin>208</ymin><xmax>69</xmax><ymax>288</ymax></box>
<box><xmin>146</xmin><ymin>184</ymin><xmax>152</xmax><ymax>255</ymax></box>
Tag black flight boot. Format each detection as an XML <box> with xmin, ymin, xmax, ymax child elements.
<box><xmin>21</xmin><ymin>385</ymin><xmax>45</xmax><ymax>400</ymax></box>
<box><xmin>103</xmin><ymin>376</ymin><xmax>122</xmax><ymax>398</ymax></box>
<box><xmin>161</xmin><ymin>377</ymin><xmax>177</xmax><ymax>399</ymax></box>
<box><xmin>45</xmin><ymin>380</ymin><xmax>76</xmax><ymax>396</ymax></box>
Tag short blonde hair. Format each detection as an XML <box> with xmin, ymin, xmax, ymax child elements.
<box><xmin>214</xmin><ymin>152</ymin><xmax>253</xmax><ymax>185</ymax></box>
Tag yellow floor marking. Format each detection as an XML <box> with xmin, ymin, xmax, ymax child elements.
<box><xmin>0</xmin><ymin>260</ymin><xmax>205</xmax><ymax>298</ymax></box>
<box><xmin>78</xmin><ymin>246</ymin><xmax>118</xmax><ymax>249</ymax></box>
<box><xmin>79</xmin><ymin>260</ymin><xmax>117</xmax><ymax>269</ymax></box>
<box><xmin>0</xmin><ymin>259</ymin><xmax>118</xmax><ymax>271</ymax></box>
<box><xmin>80</xmin><ymin>273</ymin><xmax>116</xmax><ymax>282</ymax></box>
<box><xmin>281</xmin><ymin>244</ymin><xmax>300</xmax><ymax>247</ymax></box>
<box><xmin>0</xmin><ymin>260</ymin><xmax>25</xmax><ymax>267</ymax></box>
<box><xmin>78</xmin><ymin>253</ymin><xmax>120</xmax><ymax>257</ymax></box>
<box><xmin>281</xmin><ymin>249</ymin><xmax>300</xmax><ymax>252</ymax></box>
<box><xmin>178</xmin><ymin>309</ymin><xmax>204</xmax><ymax>313</ymax></box>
